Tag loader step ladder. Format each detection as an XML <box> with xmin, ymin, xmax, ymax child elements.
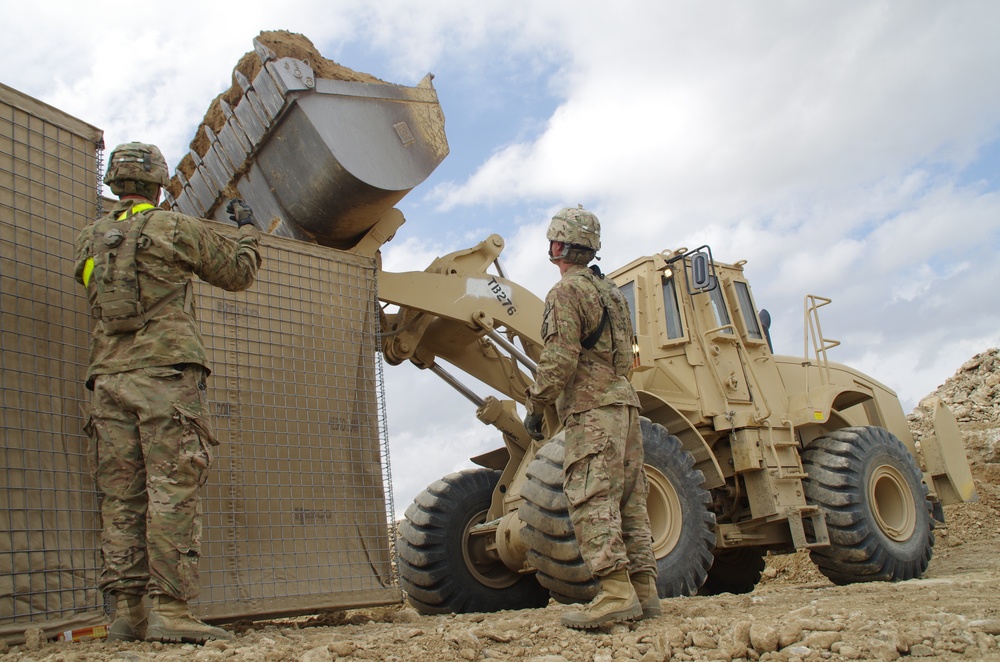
<box><xmin>764</xmin><ymin>424</ymin><xmax>807</xmax><ymax>480</ymax></box>
<box><xmin>787</xmin><ymin>506</ymin><xmax>830</xmax><ymax>550</ymax></box>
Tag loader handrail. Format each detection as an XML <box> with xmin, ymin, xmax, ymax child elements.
<box><xmin>803</xmin><ymin>294</ymin><xmax>840</xmax><ymax>385</ymax></box>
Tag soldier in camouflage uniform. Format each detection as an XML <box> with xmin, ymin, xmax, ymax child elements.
<box><xmin>73</xmin><ymin>142</ymin><xmax>261</xmax><ymax>644</ymax></box>
<box><xmin>523</xmin><ymin>206</ymin><xmax>659</xmax><ymax>629</ymax></box>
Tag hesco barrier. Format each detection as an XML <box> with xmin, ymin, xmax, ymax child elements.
<box><xmin>0</xmin><ymin>83</ymin><xmax>397</xmax><ymax>645</ymax></box>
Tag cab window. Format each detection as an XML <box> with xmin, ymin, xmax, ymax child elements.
<box><xmin>734</xmin><ymin>281</ymin><xmax>763</xmax><ymax>340</ymax></box>
<box><xmin>661</xmin><ymin>276</ymin><xmax>684</xmax><ymax>340</ymax></box>
<box><xmin>708</xmin><ymin>284</ymin><xmax>734</xmax><ymax>334</ymax></box>
<box><xmin>619</xmin><ymin>281</ymin><xmax>638</xmax><ymax>331</ymax></box>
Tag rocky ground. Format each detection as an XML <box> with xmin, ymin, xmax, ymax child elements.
<box><xmin>3</xmin><ymin>350</ymin><xmax>999</xmax><ymax>662</ymax></box>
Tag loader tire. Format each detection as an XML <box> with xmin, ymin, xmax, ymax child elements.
<box><xmin>397</xmin><ymin>468</ymin><xmax>549</xmax><ymax>614</ymax></box>
<box><xmin>520</xmin><ymin>435</ymin><xmax>598</xmax><ymax>603</ymax></box>
<box><xmin>698</xmin><ymin>547</ymin><xmax>767</xmax><ymax>595</ymax></box>
<box><xmin>520</xmin><ymin>419</ymin><xmax>715</xmax><ymax>603</ymax></box>
<box><xmin>641</xmin><ymin>419</ymin><xmax>716</xmax><ymax>598</ymax></box>
<box><xmin>802</xmin><ymin>426</ymin><xmax>934</xmax><ymax>585</ymax></box>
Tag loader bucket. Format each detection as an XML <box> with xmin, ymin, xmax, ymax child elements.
<box><xmin>921</xmin><ymin>397</ymin><xmax>978</xmax><ymax>504</ymax></box>
<box><xmin>166</xmin><ymin>38</ymin><xmax>449</xmax><ymax>249</ymax></box>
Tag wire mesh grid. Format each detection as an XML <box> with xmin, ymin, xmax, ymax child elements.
<box><xmin>188</xmin><ymin>230</ymin><xmax>397</xmax><ymax>616</ymax></box>
<box><xmin>2</xmin><ymin>89</ymin><xmax>398</xmax><ymax>628</ymax></box>
<box><xmin>0</xmin><ymin>93</ymin><xmax>104</xmax><ymax>626</ymax></box>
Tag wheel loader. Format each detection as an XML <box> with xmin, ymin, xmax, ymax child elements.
<box><xmin>169</xmin><ymin>34</ymin><xmax>979</xmax><ymax>616</ymax></box>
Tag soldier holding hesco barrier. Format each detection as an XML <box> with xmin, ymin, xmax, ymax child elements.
<box><xmin>74</xmin><ymin>142</ymin><xmax>261</xmax><ymax>644</ymax></box>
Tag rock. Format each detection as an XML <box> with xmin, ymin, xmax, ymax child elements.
<box><xmin>725</xmin><ymin>643</ymin><xmax>749</xmax><ymax>660</ymax></box>
<box><xmin>787</xmin><ymin>605</ymin><xmax>818</xmax><ymax>619</ymax></box>
<box><xmin>732</xmin><ymin>620</ymin><xmax>753</xmax><ymax>647</ymax></box>
<box><xmin>838</xmin><ymin>643</ymin><xmax>861</xmax><ymax>659</ymax></box>
<box><xmin>777</xmin><ymin>622</ymin><xmax>802</xmax><ymax>648</ymax></box>
<box><xmin>910</xmin><ymin>644</ymin><xmax>935</xmax><ymax>657</ymax></box>
<box><xmin>662</xmin><ymin>626</ymin><xmax>686</xmax><ymax>648</ymax></box>
<box><xmin>328</xmin><ymin>640</ymin><xmax>356</xmax><ymax>657</ymax></box>
<box><xmin>391</xmin><ymin>609</ymin><xmax>421</xmax><ymax>623</ymax></box>
<box><xmin>23</xmin><ymin>627</ymin><xmax>43</xmax><ymax>651</ymax></box>
<box><xmin>448</xmin><ymin>629</ymin><xmax>483</xmax><ymax>653</ymax></box>
<box><xmin>691</xmin><ymin>630</ymin><xmax>718</xmax><ymax>649</ymax></box>
<box><xmin>649</xmin><ymin>632</ymin><xmax>672</xmax><ymax>657</ymax></box>
<box><xmin>970</xmin><ymin>619</ymin><xmax>1000</xmax><ymax>635</ymax></box>
<box><xmin>301</xmin><ymin>645</ymin><xmax>334</xmax><ymax>662</ymax></box>
<box><xmin>868</xmin><ymin>641</ymin><xmax>901</xmax><ymax>661</ymax></box>
<box><xmin>797</xmin><ymin>618</ymin><xmax>843</xmax><ymax>632</ymax></box>
<box><xmin>803</xmin><ymin>631</ymin><xmax>840</xmax><ymax>650</ymax></box>
<box><xmin>749</xmin><ymin>623</ymin><xmax>780</xmax><ymax>653</ymax></box>
<box><xmin>975</xmin><ymin>631</ymin><xmax>998</xmax><ymax>654</ymax></box>
<box><xmin>962</xmin><ymin>355</ymin><xmax>985</xmax><ymax>371</ymax></box>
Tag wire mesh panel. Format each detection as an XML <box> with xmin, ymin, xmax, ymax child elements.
<box><xmin>1</xmin><ymin>83</ymin><xmax>397</xmax><ymax>640</ymax></box>
<box><xmin>193</xmin><ymin>228</ymin><xmax>398</xmax><ymax>620</ymax></box>
<box><xmin>0</xmin><ymin>84</ymin><xmax>106</xmax><ymax>642</ymax></box>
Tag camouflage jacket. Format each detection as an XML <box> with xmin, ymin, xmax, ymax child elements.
<box><xmin>74</xmin><ymin>198</ymin><xmax>261</xmax><ymax>386</ymax></box>
<box><xmin>526</xmin><ymin>264</ymin><xmax>640</xmax><ymax>422</ymax></box>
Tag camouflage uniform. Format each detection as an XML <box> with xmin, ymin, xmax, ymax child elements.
<box><xmin>74</xmin><ymin>197</ymin><xmax>261</xmax><ymax>601</ymax></box>
<box><xmin>526</xmin><ymin>263</ymin><xmax>656</xmax><ymax>578</ymax></box>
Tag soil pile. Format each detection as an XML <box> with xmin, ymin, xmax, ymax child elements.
<box><xmin>908</xmin><ymin>347</ymin><xmax>1000</xmax><ymax>464</ymax></box>
<box><xmin>166</xmin><ymin>30</ymin><xmax>385</xmax><ymax>203</ymax></box>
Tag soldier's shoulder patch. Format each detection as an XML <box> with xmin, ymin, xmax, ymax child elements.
<box><xmin>541</xmin><ymin>299</ymin><xmax>555</xmax><ymax>339</ymax></box>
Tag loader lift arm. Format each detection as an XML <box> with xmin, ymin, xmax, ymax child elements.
<box><xmin>376</xmin><ymin>233</ymin><xmax>550</xmax><ymax>462</ymax></box>
<box><xmin>378</xmin><ymin>233</ymin><xmax>543</xmax><ymax>403</ymax></box>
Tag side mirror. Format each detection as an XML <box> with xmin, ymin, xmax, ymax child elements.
<box><xmin>691</xmin><ymin>252</ymin><xmax>712</xmax><ymax>290</ymax></box>
<box><xmin>759</xmin><ymin>308</ymin><xmax>774</xmax><ymax>352</ymax></box>
<box><xmin>665</xmin><ymin>245</ymin><xmax>718</xmax><ymax>295</ymax></box>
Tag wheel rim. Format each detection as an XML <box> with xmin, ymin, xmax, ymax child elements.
<box><xmin>868</xmin><ymin>463</ymin><xmax>916</xmax><ymax>542</ymax></box>
<box><xmin>645</xmin><ymin>463</ymin><xmax>682</xmax><ymax>557</ymax></box>
<box><xmin>462</xmin><ymin>509</ymin><xmax>520</xmax><ymax>590</ymax></box>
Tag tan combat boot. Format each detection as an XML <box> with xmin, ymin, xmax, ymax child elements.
<box><xmin>630</xmin><ymin>571</ymin><xmax>662</xmax><ymax>619</ymax></box>
<box><xmin>560</xmin><ymin>568</ymin><xmax>643</xmax><ymax>629</ymax></box>
<box><xmin>107</xmin><ymin>593</ymin><xmax>147</xmax><ymax>642</ymax></box>
<box><xmin>145</xmin><ymin>595</ymin><xmax>232</xmax><ymax>644</ymax></box>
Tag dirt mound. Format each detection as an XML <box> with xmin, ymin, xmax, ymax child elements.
<box><xmin>166</xmin><ymin>30</ymin><xmax>386</xmax><ymax>202</ymax></box>
<box><xmin>908</xmin><ymin>347</ymin><xmax>1000</xmax><ymax>465</ymax></box>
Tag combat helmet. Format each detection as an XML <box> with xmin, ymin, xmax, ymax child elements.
<box><xmin>104</xmin><ymin>142</ymin><xmax>170</xmax><ymax>199</ymax></box>
<box><xmin>547</xmin><ymin>205</ymin><xmax>601</xmax><ymax>263</ymax></box>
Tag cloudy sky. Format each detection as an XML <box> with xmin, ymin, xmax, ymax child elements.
<box><xmin>4</xmin><ymin>1</ymin><xmax>999</xmax><ymax>516</ymax></box>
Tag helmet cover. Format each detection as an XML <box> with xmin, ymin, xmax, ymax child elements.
<box><xmin>104</xmin><ymin>142</ymin><xmax>170</xmax><ymax>191</ymax></box>
<box><xmin>546</xmin><ymin>205</ymin><xmax>601</xmax><ymax>252</ymax></box>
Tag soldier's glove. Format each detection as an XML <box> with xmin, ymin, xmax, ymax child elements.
<box><xmin>226</xmin><ymin>199</ymin><xmax>255</xmax><ymax>228</ymax></box>
<box><xmin>523</xmin><ymin>412</ymin><xmax>545</xmax><ymax>441</ymax></box>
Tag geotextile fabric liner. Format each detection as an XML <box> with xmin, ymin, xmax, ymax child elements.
<box><xmin>0</xmin><ymin>83</ymin><xmax>397</xmax><ymax>645</ymax></box>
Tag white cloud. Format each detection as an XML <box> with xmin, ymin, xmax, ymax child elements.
<box><xmin>5</xmin><ymin>0</ymin><xmax>1000</xmax><ymax>516</ymax></box>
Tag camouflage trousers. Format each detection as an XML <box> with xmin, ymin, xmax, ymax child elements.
<box><xmin>563</xmin><ymin>404</ymin><xmax>657</xmax><ymax>578</ymax></box>
<box><xmin>87</xmin><ymin>364</ymin><xmax>217</xmax><ymax>601</ymax></box>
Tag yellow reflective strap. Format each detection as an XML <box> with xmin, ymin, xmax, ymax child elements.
<box><xmin>116</xmin><ymin>202</ymin><xmax>155</xmax><ymax>221</ymax></box>
<box><xmin>85</xmin><ymin>203</ymin><xmax>155</xmax><ymax>286</ymax></box>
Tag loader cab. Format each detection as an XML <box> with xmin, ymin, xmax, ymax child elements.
<box><xmin>613</xmin><ymin>248</ymin><xmax>767</xmax><ymax>351</ymax></box>
<box><xmin>611</xmin><ymin>248</ymin><xmax>774</xmax><ymax>426</ymax></box>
